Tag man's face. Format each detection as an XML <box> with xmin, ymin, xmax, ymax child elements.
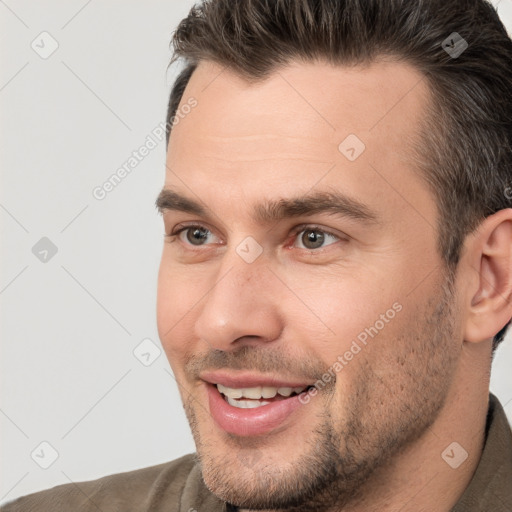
<box><xmin>157</xmin><ymin>59</ymin><xmax>463</xmax><ymax>509</ymax></box>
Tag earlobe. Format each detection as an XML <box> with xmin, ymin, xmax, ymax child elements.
<box><xmin>464</xmin><ymin>209</ymin><xmax>512</xmax><ymax>344</ymax></box>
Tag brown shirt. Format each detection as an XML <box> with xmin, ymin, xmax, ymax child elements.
<box><xmin>2</xmin><ymin>393</ymin><xmax>511</xmax><ymax>512</ymax></box>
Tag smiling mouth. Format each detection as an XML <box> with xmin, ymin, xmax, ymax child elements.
<box><xmin>216</xmin><ymin>383</ymin><xmax>314</xmax><ymax>408</ymax></box>
<box><xmin>205</xmin><ymin>380</ymin><xmax>317</xmax><ymax>436</ymax></box>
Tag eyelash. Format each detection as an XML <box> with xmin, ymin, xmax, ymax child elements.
<box><xmin>165</xmin><ymin>223</ymin><xmax>343</xmax><ymax>251</ymax></box>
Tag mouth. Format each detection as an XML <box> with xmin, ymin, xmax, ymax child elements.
<box><xmin>216</xmin><ymin>383</ymin><xmax>312</xmax><ymax>408</ymax></box>
<box><xmin>201</xmin><ymin>373</ymin><xmax>316</xmax><ymax>436</ymax></box>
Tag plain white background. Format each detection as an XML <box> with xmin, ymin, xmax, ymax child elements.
<box><xmin>1</xmin><ymin>0</ymin><xmax>512</xmax><ymax>505</ymax></box>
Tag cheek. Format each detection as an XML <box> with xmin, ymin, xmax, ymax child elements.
<box><xmin>282</xmin><ymin>271</ymin><xmax>415</xmax><ymax>399</ymax></box>
<box><xmin>285</xmin><ymin>268</ymin><xmax>401</xmax><ymax>346</ymax></box>
<box><xmin>156</xmin><ymin>259</ymin><xmax>198</xmax><ymax>357</ymax></box>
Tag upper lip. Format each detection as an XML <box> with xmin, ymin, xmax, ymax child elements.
<box><xmin>200</xmin><ymin>370</ymin><xmax>313</xmax><ymax>389</ymax></box>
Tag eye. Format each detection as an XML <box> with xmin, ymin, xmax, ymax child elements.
<box><xmin>292</xmin><ymin>226</ymin><xmax>340</xmax><ymax>250</ymax></box>
<box><xmin>169</xmin><ymin>225</ymin><xmax>219</xmax><ymax>246</ymax></box>
<box><xmin>166</xmin><ymin>224</ymin><xmax>343</xmax><ymax>251</ymax></box>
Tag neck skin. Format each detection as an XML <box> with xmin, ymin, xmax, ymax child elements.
<box><xmin>240</xmin><ymin>340</ymin><xmax>491</xmax><ymax>512</ymax></box>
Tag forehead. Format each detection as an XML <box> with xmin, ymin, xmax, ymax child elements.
<box><xmin>165</xmin><ymin>58</ymin><xmax>437</xmax><ymax>231</ymax></box>
<box><xmin>169</xmin><ymin>57</ymin><xmax>429</xmax><ymax>149</ymax></box>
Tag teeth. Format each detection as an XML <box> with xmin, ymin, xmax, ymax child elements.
<box><xmin>216</xmin><ymin>383</ymin><xmax>307</xmax><ymax>399</ymax></box>
<box><xmin>226</xmin><ymin>397</ymin><xmax>271</xmax><ymax>408</ymax></box>
<box><xmin>217</xmin><ymin>383</ymin><xmax>243</xmax><ymax>398</ymax></box>
<box><xmin>277</xmin><ymin>387</ymin><xmax>292</xmax><ymax>397</ymax></box>
<box><xmin>244</xmin><ymin>386</ymin><xmax>264</xmax><ymax>399</ymax></box>
<box><xmin>261</xmin><ymin>386</ymin><xmax>278</xmax><ymax>398</ymax></box>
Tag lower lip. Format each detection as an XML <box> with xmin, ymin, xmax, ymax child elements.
<box><xmin>206</xmin><ymin>384</ymin><xmax>308</xmax><ymax>437</ymax></box>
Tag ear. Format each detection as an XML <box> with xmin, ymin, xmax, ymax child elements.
<box><xmin>464</xmin><ymin>209</ymin><xmax>512</xmax><ymax>343</ymax></box>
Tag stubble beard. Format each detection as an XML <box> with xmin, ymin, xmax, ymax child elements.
<box><xmin>181</xmin><ymin>275</ymin><xmax>459</xmax><ymax>511</ymax></box>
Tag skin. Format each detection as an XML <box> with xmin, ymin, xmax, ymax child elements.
<box><xmin>156</xmin><ymin>58</ymin><xmax>512</xmax><ymax>511</ymax></box>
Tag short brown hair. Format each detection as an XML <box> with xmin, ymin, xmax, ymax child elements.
<box><xmin>165</xmin><ymin>0</ymin><xmax>512</xmax><ymax>352</ymax></box>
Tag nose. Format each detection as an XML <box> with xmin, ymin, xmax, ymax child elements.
<box><xmin>193</xmin><ymin>248</ymin><xmax>283</xmax><ymax>351</ymax></box>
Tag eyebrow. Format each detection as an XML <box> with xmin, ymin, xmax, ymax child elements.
<box><xmin>155</xmin><ymin>188</ymin><xmax>380</xmax><ymax>225</ymax></box>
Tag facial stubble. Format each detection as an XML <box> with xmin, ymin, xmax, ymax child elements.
<box><xmin>180</xmin><ymin>274</ymin><xmax>459</xmax><ymax>511</ymax></box>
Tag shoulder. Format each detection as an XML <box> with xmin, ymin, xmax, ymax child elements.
<box><xmin>0</xmin><ymin>453</ymin><xmax>198</xmax><ymax>512</ymax></box>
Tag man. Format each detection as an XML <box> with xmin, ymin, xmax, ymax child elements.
<box><xmin>2</xmin><ymin>0</ymin><xmax>512</xmax><ymax>510</ymax></box>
